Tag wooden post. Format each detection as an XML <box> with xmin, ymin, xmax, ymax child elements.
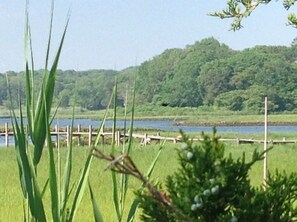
<box><xmin>66</xmin><ymin>125</ymin><xmax>71</xmax><ymax>147</ymax></box>
<box><xmin>77</xmin><ymin>124</ymin><xmax>81</xmax><ymax>147</ymax></box>
<box><xmin>5</xmin><ymin>122</ymin><xmax>9</xmax><ymax>147</ymax></box>
<box><xmin>116</xmin><ymin>131</ymin><xmax>121</xmax><ymax>146</ymax></box>
<box><xmin>55</xmin><ymin>125</ymin><xmax>59</xmax><ymax>148</ymax></box>
<box><xmin>101</xmin><ymin>125</ymin><xmax>105</xmax><ymax>145</ymax></box>
<box><xmin>88</xmin><ymin>125</ymin><xmax>92</xmax><ymax>147</ymax></box>
<box><xmin>263</xmin><ymin>97</ymin><xmax>268</xmax><ymax>189</ymax></box>
<box><xmin>144</xmin><ymin>133</ymin><xmax>148</xmax><ymax>146</ymax></box>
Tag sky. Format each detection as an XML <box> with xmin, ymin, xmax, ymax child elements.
<box><xmin>0</xmin><ymin>0</ymin><xmax>296</xmax><ymax>73</ymax></box>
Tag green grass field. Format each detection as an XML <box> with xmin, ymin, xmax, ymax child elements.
<box><xmin>1</xmin><ymin>138</ymin><xmax>297</xmax><ymax>221</ymax></box>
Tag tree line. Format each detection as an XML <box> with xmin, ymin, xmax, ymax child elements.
<box><xmin>1</xmin><ymin>37</ymin><xmax>297</xmax><ymax>113</ymax></box>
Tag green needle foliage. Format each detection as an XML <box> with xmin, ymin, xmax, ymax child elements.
<box><xmin>136</xmin><ymin>129</ymin><xmax>297</xmax><ymax>221</ymax></box>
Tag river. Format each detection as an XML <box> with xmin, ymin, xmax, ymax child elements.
<box><xmin>1</xmin><ymin>117</ymin><xmax>297</xmax><ymax>134</ymax></box>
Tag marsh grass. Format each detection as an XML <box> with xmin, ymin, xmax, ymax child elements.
<box><xmin>2</xmin><ymin>142</ymin><xmax>297</xmax><ymax>221</ymax></box>
<box><xmin>0</xmin><ymin>144</ymin><xmax>175</xmax><ymax>221</ymax></box>
<box><xmin>7</xmin><ymin>1</ymin><xmax>97</xmax><ymax>221</ymax></box>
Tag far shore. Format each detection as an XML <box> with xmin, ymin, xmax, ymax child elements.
<box><xmin>172</xmin><ymin>120</ymin><xmax>297</xmax><ymax>126</ymax></box>
<box><xmin>1</xmin><ymin>115</ymin><xmax>297</xmax><ymax>127</ymax></box>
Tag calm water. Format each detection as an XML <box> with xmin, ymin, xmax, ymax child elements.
<box><xmin>1</xmin><ymin>117</ymin><xmax>297</xmax><ymax>134</ymax></box>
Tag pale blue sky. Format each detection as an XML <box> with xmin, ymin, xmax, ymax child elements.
<box><xmin>0</xmin><ymin>0</ymin><xmax>296</xmax><ymax>72</ymax></box>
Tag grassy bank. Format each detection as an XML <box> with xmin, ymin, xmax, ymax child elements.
<box><xmin>55</xmin><ymin>106</ymin><xmax>297</xmax><ymax>126</ymax></box>
<box><xmin>1</xmin><ymin>139</ymin><xmax>297</xmax><ymax>221</ymax></box>
<box><xmin>2</xmin><ymin>105</ymin><xmax>297</xmax><ymax>126</ymax></box>
<box><xmin>57</xmin><ymin>106</ymin><xmax>297</xmax><ymax>125</ymax></box>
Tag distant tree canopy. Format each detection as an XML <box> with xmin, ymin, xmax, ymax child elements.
<box><xmin>2</xmin><ymin>37</ymin><xmax>297</xmax><ymax>113</ymax></box>
<box><xmin>210</xmin><ymin>0</ymin><xmax>297</xmax><ymax>30</ymax></box>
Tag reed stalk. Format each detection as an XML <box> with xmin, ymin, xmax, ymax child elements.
<box><xmin>9</xmin><ymin>1</ymin><xmax>94</xmax><ymax>221</ymax></box>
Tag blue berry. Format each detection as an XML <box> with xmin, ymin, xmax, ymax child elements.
<box><xmin>181</xmin><ymin>142</ymin><xmax>188</xmax><ymax>149</ymax></box>
<box><xmin>187</xmin><ymin>152</ymin><xmax>194</xmax><ymax>160</ymax></box>
<box><xmin>211</xmin><ymin>185</ymin><xmax>219</xmax><ymax>194</ymax></box>
<box><xmin>203</xmin><ymin>189</ymin><xmax>211</xmax><ymax>196</ymax></box>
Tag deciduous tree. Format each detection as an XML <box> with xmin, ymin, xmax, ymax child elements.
<box><xmin>211</xmin><ymin>0</ymin><xmax>297</xmax><ymax>30</ymax></box>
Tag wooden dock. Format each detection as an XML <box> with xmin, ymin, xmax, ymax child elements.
<box><xmin>1</xmin><ymin>122</ymin><xmax>297</xmax><ymax>147</ymax></box>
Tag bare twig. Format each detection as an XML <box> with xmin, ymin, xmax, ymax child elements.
<box><xmin>91</xmin><ymin>148</ymin><xmax>190</xmax><ymax>221</ymax></box>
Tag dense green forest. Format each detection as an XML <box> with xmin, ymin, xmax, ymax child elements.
<box><xmin>1</xmin><ymin>37</ymin><xmax>297</xmax><ymax>113</ymax></box>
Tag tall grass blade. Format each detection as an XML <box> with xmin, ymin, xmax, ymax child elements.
<box><xmin>125</xmin><ymin>142</ymin><xmax>166</xmax><ymax>222</ymax></box>
<box><xmin>12</xmin><ymin>1</ymin><xmax>80</xmax><ymax>221</ymax></box>
<box><xmin>44</xmin><ymin>95</ymin><xmax>60</xmax><ymax>222</ymax></box>
<box><xmin>122</xmin><ymin>86</ymin><xmax>128</xmax><ymax>148</ymax></box>
<box><xmin>41</xmin><ymin>179</ymin><xmax>49</xmax><ymax>198</ymax></box>
<box><xmin>28</xmin><ymin>24</ymin><xmax>35</xmax><ymax>114</ymax></box>
<box><xmin>9</xmin><ymin>94</ymin><xmax>47</xmax><ymax>221</ymax></box>
<box><xmin>12</xmin><ymin>116</ymin><xmax>34</xmax><ymax>207</ymax></box>
<box><xmin>111</xmin><ymin>80</ymin><xmax>117</xmax><ymax>152</ymax></box>
<box><xmin>45</xmin><ymin>0</ymin><xmax>54</xmax><ymax>71</ymax></box>
<box><xmin>94</xmin><ymin>90</ymin><xmax>114</xmax><ymax>147</ymax></box>
<box><xmin>32</xmin><ymin>13</ymin><xmax>69</xmax><ymax>166</ymax></box>
<box><xmin>127</xmin><ymin>81</ymin><xmax>136</xmax><ymax>155</ymax></box>
<box><xmin>146</xmin><ymin>141</ymin><xmax>166</xmax><ymax>179</ymax></box>
<box><xmin>6</xmin><ymin>75</ymin><xmax>28</xmax><ymax>197</ymax></box>
<box><xmin>27</xmin><ymin>21</ymin><xmax>36</xmax><ymax>135</ymax></box>
<box><xmin>68</xmin><ymin>154</ymin><xmax>93</xmax><ymax>221</ymax></box>
<box><xmin>110</xmin><ymin>80</ymin><xmax>121</xmax><ymax>221</ymax></box>
<box><xmin>88</xmin><ymin>181</ymin><xmax>104</xmax><ymax>222</ymax></box>
<box><xmin>25</xmin><ymin>63</ymin><xmax>33</xmax><ymax>135</ymax></box>
<box><xmin>120</xmin><ymin>82</ymin><xmax>136</xmax><ymax>218</ymax></box>
<box><xmin>30</xmin><ymin>161</ymin><xmax>47</xmax><ymax>221</ymax></box>
<box><xmin>47</xmin><ymin>141</ymin><xmax>60</xmax><ymax>222</ymax></box>
<box><xmin>126</xmin><ymin>200</ymin><xmax>139</xmax><ymax>222</ymax></box>
<box><xmin>126</xmin><ymin>108</ymin><xmax>165</xmax><ymax>222</ymax></box>
<box><xmin>61</xmin><ymin>105</ymin><xmax>75</xmax><ymax>218</ymax></box>
<box><xmin>22</xmin><ymin>200</ymin><xmax>27</xmax><ymax>222</ymax></box>
<box><xmin>24</xmin><ymin>0</ymin><xmax>34</xmax><ymax>139</ymax></box>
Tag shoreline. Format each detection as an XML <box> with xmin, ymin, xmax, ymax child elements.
<box><xmin>173</xmin><ymin>121</ymin><xmax>297</xmax><ymax>127</ymax></box>
<box><xmin>1</xmin><ymin>115</ymin><xmax>297</xmax><ymax>127</ymax></box>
